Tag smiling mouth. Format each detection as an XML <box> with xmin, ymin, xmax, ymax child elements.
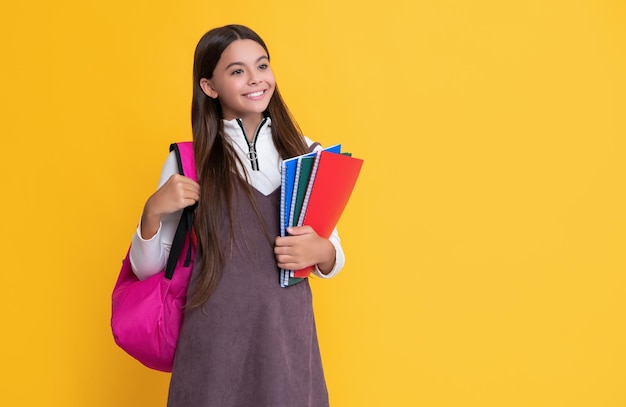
<box><xmin>245</xmin><ymin>90</ymin><xmax>265</xmax><ymax>98</ymax></box>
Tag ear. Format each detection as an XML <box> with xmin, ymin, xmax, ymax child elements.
<box><xmin>199</xmin><ymin>78</ymin><xmax>218</xmax><ymax>98</ymax></box>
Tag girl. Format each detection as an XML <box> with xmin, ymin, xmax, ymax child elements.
<box><xmin>129</xmin><ymin>24</ymin><xmax>345</xmax><ymax>407</ymax></box>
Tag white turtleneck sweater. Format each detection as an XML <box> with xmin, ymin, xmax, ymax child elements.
<box><xmin>129</xmin><ymin>118</ymin><xmax>345</xmax><ymax>280</ymax></box>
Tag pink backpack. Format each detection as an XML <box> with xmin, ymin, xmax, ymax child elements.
<box><xmin>111</xmin><ymin>142</ymin><xmax>196</xmax><ymax>372</ymax></box>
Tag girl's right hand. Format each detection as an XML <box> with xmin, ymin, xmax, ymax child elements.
<box><xmin>140</xmin><ymin>174</ymin><xmax>200</xmax><ymax>239</ymax></box>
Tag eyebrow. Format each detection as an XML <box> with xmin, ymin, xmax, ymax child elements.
<box><xmin>225</xmin><ymin>56</ymin><xmax>269</xmax><ymax>70</ymax></box>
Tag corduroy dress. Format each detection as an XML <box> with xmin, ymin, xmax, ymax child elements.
<box><xmin>167</xmin><ymin>181</ymin><xmax>329</xmax><ymax>407</ymax></box>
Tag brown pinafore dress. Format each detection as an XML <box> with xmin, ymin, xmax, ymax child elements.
<box><xmin>167</xmin><ymin>176</ymin><xmax>329</xmax><ymax>406</ymax></box>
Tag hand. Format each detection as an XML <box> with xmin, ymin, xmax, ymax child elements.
<box><xmin>274</xmin><ymin>226</ymin><xmax>336</xmax><ymax>274</ymax></box>
<box><xmin>140</xmin><ymin>174</ymin><xmax>200</xmax><ymax>239</ymax></box>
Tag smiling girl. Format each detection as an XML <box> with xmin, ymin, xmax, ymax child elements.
<box><xmin>128</xmin><ymin>24</ymin><xmax>345</xmax><ymax>407</ymax></box>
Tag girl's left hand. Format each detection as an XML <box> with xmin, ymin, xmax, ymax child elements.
<box><xmin>274</xmin><ymin>226</ymin><xmax>336</xmax><ymax>275</ymax></box>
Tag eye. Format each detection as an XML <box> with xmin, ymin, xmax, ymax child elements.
<box><xmin>231</xmin><ymin>69</ymin><xmax>244</xmax><ymax>75</ymax></box>
<box><xmin>258</xmin><ymin>63</ymin><xmax>269</xmax><ymax>70</ymax></box>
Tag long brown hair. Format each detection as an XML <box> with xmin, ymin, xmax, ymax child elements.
<box><xmin>188</xmin><ymin>24</ymin><xmax>309</xmax><ymax>308</ymax></box>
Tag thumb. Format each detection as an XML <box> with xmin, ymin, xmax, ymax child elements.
<box><xmin>286</xmin><ymin>225</ymin><xmax>314</xmax><ymax>236</ymax></box>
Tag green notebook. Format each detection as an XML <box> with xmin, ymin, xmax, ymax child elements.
<box><xmin>291</xmin><ymin>156</ymin><xmax>316</xmax><ymax>226</ymax></box>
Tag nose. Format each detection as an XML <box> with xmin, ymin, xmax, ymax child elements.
<box><xmin>248</xmin><ymin>72</ymin><xmax>261</xmax><ymax>85</ymax></box>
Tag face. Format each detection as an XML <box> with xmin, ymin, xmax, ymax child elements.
<box><xmin>201</xmin><ymin>39</ymin><xmax>276</xmax><ymax>124</ymax></box>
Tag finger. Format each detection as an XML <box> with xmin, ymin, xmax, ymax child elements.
<box><xmin>275</xmin><ymin>253</ymin><xmax>291</xmax><ymax>263</ymax></box>
<box><xmin>276</xmin><ymin>254</ymin><xmax>295</xmax><ymax>267</ymax></box>
<box><xmin>183</xmin><ymin>198</ymin><xmax>198</xmax><ymax>207</ymax></box>
<box><xmin>170</xmin><ymin>175</ymin><xmax>200</xmax><ymax>191</ymax></box>
<box><xmin>181</xmin><ymin>178</ymin><xmax>201</xmax><ymax>190</ymax></box>
<box><xmin>274</xmin><ymin>245</ymin><xmax>294</xmax><ymax>257</ymax></box>
<box><xmin>182</xmin><ymin>187</ymin><xmax>200</xmax><ymax>202</ymax></box>
<box><xmin>277</xmin><ymin>260</ymin><xmax>307</xmax><ymax>270</ymax></box>
<box><xmin>276</xmin><ymin>259</ymin><xmax>298</xmax><ymax>269</ymax></box>
<box><xmin>274</xmin><ymin>236</ymin><xmax>296</xmax><ymax>248</ymax></box>
<box><xmin>286</xmin><ymin>225</ymin><xmax>315</xmax><ymax>236</ymax></box>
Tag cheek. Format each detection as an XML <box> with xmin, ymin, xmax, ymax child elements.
<box><xmin>223</xmin><ymin>80</ymin><xmax>244</xmax><ymax>96</ymax></box>
<box><xmin>264</xmin><ymin>70</ymin><xmax>276</xmax><ymax>85</ymax></box>
<box><xmin>265</xmin><ymin>79</ymin><xmax>276</xmax><ymax>94</ymax></box>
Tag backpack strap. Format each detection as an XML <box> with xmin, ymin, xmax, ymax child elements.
<box><xmin>170</xmin><ymin>142</ymin><xmax>197</xmax><ymax>181</ymax></box>
<box><xmin>164</xmin><ymin>142</ymin><xmax>197</xmax><ymax>280</ymax></box>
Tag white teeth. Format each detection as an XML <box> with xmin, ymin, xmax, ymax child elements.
<box><xmin>246</xmin><ymin>91</ymin><xmax>263</xmax><ymax>97</ymax></box>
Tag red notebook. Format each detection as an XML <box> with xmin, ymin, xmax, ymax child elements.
<box><xmin>293</xmin><ymin>151</ymin><xmax>364</xmax><ymax>277</ymax></box>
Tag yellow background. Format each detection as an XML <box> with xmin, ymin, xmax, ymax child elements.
<box><xmin>1</xmin><ymin>1</ymin><xmax>625</xmax><ymax>406</ymax></box>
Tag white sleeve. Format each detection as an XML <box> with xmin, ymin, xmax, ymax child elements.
<box><xmin>310</xmin><ymin>226</ymin><xmax>345</xmax><ymax>279</ymax></box>
<box><xmin>129</xmin><ymin>151</ymin><xmax>183</xmax><ymax>280</ymax></box>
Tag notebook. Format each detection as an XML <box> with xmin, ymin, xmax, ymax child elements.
<box><xmin>279</xmin><ymin>145</ymin><xmax>363</xmax><ymax>287</ymax></box>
